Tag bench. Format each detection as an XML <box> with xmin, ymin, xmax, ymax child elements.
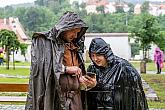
<box><xmin>0</xmin><ymin>84</ymin><xmax>28</xmax><ymax>102</ymax></box>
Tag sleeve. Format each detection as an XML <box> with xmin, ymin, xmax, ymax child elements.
<box><xmin>161</xmin><ymin>51</ymin><xmax>164</xmax><ymax>63</ymax></box>
<box><xmin>25</xmin><ymin>36</ymin><xmax>48</xmax><ymax>110</ymax></box>
<box><xmin>114</xmin><ymin>63</ymin><xmax>148</xmax><ymax>110</ymax></box>
<box><xmin>55</xmin><ymin>63</ymin><xmax>65</xmax><ymax>73</ymax></box>
<box><xmin>25</xmin><ymin>72</ymin><xmax>33</xmax><ymax>110</ymax></box>
<box><xmin>25</xmin><ymin>35</ymin><xmax>66</xmax><ymax>110</ymax></box>
<box><xmin>154</xmin><ymin>53</ymin><xmax>156</xmax><ymax>62</ymax></box>
<box><xmin>25</xmin><ymin>38</ymin><xmax>36</xmax><ymax>110</ymax></box>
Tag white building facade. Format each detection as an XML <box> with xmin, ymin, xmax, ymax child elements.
<box><xmin>12</xmin><ymin>33</ymin><xmax>159</xmax><ymax>62</ymax></box>
<box><xmin>85</xmin><ymin>33</ymin><xmax>131</xmax><ymax>60</ymax></box>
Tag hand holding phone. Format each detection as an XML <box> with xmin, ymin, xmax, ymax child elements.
<box><xmin>83</xmin><ymin>72</ymin><xmax>97</xmax><ymax>89</ymax></box>
<box><xmin>86</xmin><ymin>72</ymin><xmax>96</xmax><ymax>78</ymax></box>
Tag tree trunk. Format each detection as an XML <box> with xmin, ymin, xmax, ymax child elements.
<box><xmin>13</xmin><ymin>50</ymin><xmax>15</xmax><ymax>70</ymax></box>
<box><xmin>140</xmin><ymin>60</ymin><xmax>146</xmax><ymax>73</ymax></box>
<box><xmin>24</xmin><ymin>55</ymin><xmax>27</xmax><ymax>62</ymax></box>
<box><xmin>140</xmin><ymin>47</ymin><xmax>146</xmax><ymax>74</ymax></box>
<box><xmin>6</xmin><ymin>47</ymin><xmax>9</xmax><ymax>69</ymax></box>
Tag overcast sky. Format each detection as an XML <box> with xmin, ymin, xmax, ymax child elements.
<box><xmin>0</xmin><ymin>0</ymin><xmax>165</xmax><ymax>7</ymax></box>
<box><xmin>149</xmin><ymin>0</ymin><xmax>165</xmax><ymax>1</ymax></box>
<box><xmin>0</xmin><ymin>0</ymin><xmax>35</xmax><ymax>7</ymax></box>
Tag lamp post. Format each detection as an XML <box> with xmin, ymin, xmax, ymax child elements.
<box><xmin>123</xmin><ymin>7</ymin><xmax>130</xmax><ymax>26</ymax></box>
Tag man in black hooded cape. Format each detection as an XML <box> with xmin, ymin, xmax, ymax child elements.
<box><xmin>87</xmin><ymin>38</ymin><xmax>148</xmax><ymax>110</ymax></box>
<box><xmin>25</xmin><ymin>11</ymin><xmax>89</xmax><ymax>110</ymax></box>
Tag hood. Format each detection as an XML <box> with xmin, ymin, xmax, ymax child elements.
<box><xmin>89</xmin><ymin>38</ymin><xmax>114</xmax><ymax>65</ymax></box>
<box><xmin>50</xmin><ymin>11</ymin><xmax>88</xmax><ymax>41</ymax></box>
<box><xmin>155</xmin><ymin>47</ymin><xmax>161</xmax><ymax>53</ymax></box>
<box><xmin>33</xmin><ymin>11</ymin><xmax>88</xmax><ymax>44</ymax></box>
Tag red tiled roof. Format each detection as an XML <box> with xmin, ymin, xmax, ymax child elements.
<box><xmin>0</xmin><ymin>19</ymin><xmax>4</xmax><ymax>23</ymax></box>
<box><xmin>0</xmin><ymin>18</ymin><xmax>28</xmax><ymax>43</ymax></box>
<box><xmin>159</xmin><ymin>4</ymin><xmax>165</xmax><ymax>9</ymax></box>
<box><xmin>0</xmin><ymin>25</ymin><xmax>11</xmax><ymax>30</ymax></box>
<box><xmin>86</xmin><ymin>0</ymin><xmax>109</xmax><ymax>6</ymax></box>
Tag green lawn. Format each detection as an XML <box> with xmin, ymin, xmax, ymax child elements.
<box><xmin>3</xmin><ymin>62</ymin><xmax>30</xmax><ymax>66</ymax></box>
<box><xmin>141</xmin><ymin>74</ymin><xmax>165</xmax><ymax>108</ymax></box>
<box><xmin>1</xmin><ymin>61</ymin><xmax>164</xmax><ymax>71</ymax></box>
<box><xmin>0</xmin><ymin>78</ymin><xmax>29</xmax><ymax>83</ymax></box>
<box><xmin>147</xmin><ymin>101</ymin><xmax>165</xmax><ymax>108</ymax></box>
<box><xmin>0</xmin><ymin>61</ymin><xmax>165</xmax><ymax>108</ymax></box>
<box><xmin>130</xmin><ymin>61</ymin><xmax>165</xmax><ymax>72</ymax></box>
<box><xmin>0</xmin><ymin>67</ymin><xmax>30</xmax><ymax>76</ymax></box>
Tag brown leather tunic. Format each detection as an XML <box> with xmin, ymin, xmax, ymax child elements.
<box><xmin>59</xmin><ymin>42</ymin><xmax>83</xmax><ymax>110</ymax></box>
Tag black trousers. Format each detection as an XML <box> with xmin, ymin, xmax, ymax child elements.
<box><xmin>157</xmin><ymin>62</ymin><xmax>161</xmax><ymax>74</ymax></box>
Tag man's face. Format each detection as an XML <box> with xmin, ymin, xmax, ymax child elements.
<box><xmin>63</xmin><ymin>28</ymin><xmax>81</xmax><ymax>42</ymax></box>
<box><xmin>90</xmin><ymin>53</ymin><xmax>107</xmax><ymax>67</ymax></box>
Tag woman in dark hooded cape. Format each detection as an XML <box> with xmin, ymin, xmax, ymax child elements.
<box><xmin>25</xmin><ymin>11</ymin><xmax>89</xmax><ymax>110</ymax></box>
<box><xmin>87</xmin><ymin>38</ymin><xmax>148</xmax><ymax>110</ymax></box>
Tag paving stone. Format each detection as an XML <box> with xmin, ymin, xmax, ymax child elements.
<box><xmin>0</xmin><ymin>104</ymin><xmax>25</xmax><ymax>110</ymax></box>
<box><xmin>0</xmin><ymin>104</ymin><xmax>165</xmax><ymax>110</ymax></box>
<box><xmin>142</xmin><ymin>78</ymin><xmax>159</xmax><ymax>101</ymax></box>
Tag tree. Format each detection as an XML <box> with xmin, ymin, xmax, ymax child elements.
<box><xmin>35</xmin><ymin>0</ymin><xmax>71</xmax><ymax>15</ymax></box>
<box><xmin>35</xmin><ymin>0</ymin><xmax>43</xmax><ymax>6</ymax></box>
<box><xmin>157</xmin><ymin>15</ymin><xmax>165</xmax><ymax>31</ymax></box>
<box><xmin>3</xmin><ymin>6</ymin><xmax>14</xmax><ymax>18</ymax></box>
<box><xmin>19</xmin><ymin>7</ymin><xmax>56</xmax><ymax>37</ymax></box>
<box><xmin>115</xmin><ymin>6</ymin><xmax>124</xmax><ymax>13</ymax></box>
<box><xmin>129</xmin><ymin>13</ymin><xmax>162</xmax><ymax>73</ymax></box>
<box><xmin>96</xmin><ymin>5</ymin><xmax>105</xmax><ymax>14</ymax></box>
<box><xmin>20</xmin><ymin>43</ymin><xmax>28</xmax><ymax>61</ymax></box>
<box><xmin>127</xmin><ymin>3</ymin><xmax>134</xmax><ymax>13</ymax></box>
<box><xmin>130</xmin><ymin>43</ymin><xmax>140</xmax><ymax>58</ymax></box>
<box><xmin>155</xmin><ymin>31</ymin><xmax>165</xmax><ymax>51</ymax></box>
<box><xmin>0</xmin><ymin>29</ymin><xmax>20</xmax><ymax>69</ymax></box>
<box><xmin>72</xmin><ymin>1</ymin><xmax>79</xmax><ymax>10</ymax></box>
<box><xmin>141</xmin><ymin>1</ymin><xmax>150</xmax><ymax>13</ymax></box>
<box><xmin>79</xmin><ymin>2</ymin><xmax>86</xmax><ymax>9</ymax></box>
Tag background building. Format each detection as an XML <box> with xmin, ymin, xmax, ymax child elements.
<box><xmin>0</xmin><ymin>17</ymin><xmax>31</xmax><ymax>62</ymax></box>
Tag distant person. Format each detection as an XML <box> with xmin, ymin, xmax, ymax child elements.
<box><xmin>0</xmin><ymin>51</ymin><xmax>4</xmax><ymax>66</ymax></box>
<box><xmin>87</xmin><ymin>38</ymin><xmax>148</xmax><ymax>110</ymax></box>
<box><xmin>154</xmin><ymin>47</ymin><xmax>164</xmax><ymax>74</ymax></box>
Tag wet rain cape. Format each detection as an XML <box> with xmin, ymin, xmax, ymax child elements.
<box><xmin>87</xmin><ymin>38</ymin><xmax>148</xmax><ymax>110</ymax></box>
<box><xmin>25</xmin><ymin>11</ymin><xmax>88</xmax><ymax>110</ymax></box>
<box><xmin>154</xmin><ymin>47</ymin><xmax>164</xmax><ymax>73</ymax></box>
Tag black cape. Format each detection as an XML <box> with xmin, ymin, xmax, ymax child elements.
<box><xmin>87</xmin><ymin>38</ymin><xmax>148</xmax><ymax>110</ymax></box>
<box><xmin>25</xmin><ymin>11</ymin><xmax>88</xmax><ymax>110</ymax></box>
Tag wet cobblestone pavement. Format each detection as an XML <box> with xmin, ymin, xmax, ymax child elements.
<box><xmin>0</xmin><ymin>104</ymin><xmax>24</xmax><ymax>110</ymax></box>
<box><xmin>0</xmin><ymin>104</ymin><xmax>165</xmax><ymax>110</ymax></box>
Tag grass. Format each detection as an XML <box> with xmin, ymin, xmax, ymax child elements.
<box><xmin>0</xmin><ymin>61</ymin><xmax>165</xmax><ymax>108</ymax></box>
<box><xmin>0</xmin><ymin>92</ymin><xmax>27</xmax><ymax>96</ymax></box>
<box><xmin>0</xmin><ymin>78</ymin><xmax>29</xmax><ymax>83</ymax></box>
<box><xmin>147</xmin><ymin>101</ymin><xmax>165</xmax><ymax>108</ymax></box>
<box><xmin>3</xmin><ymin>62</ymin><xmax>30</xmax><ymax>66</ymax></box>
<box><xmin>141</xmin><ymin>74</ymin><xmax>165</xmax><ymax>108</ymax></box>
<box><xmin>130</xmin><ymin>61</ymin><xmax>165</xmax><ymax>72</ymax></box>
<box><xmin>0</xmin><ymin>67</ymin><xmax>30</xmax><ymax>76</ymax></box>
<box><xmin>0</xmin><ymin>102</ymin><xmax>26</xmax><ymax>105</ymax></box>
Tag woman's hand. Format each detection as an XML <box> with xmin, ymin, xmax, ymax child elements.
<box><xmin>65</xmin><ymin>66</ymin><xmax>81</xmax><ymax>75</ymax></box>
<box><xmin>80</xmin><ymin>75</ymin><xmax>97</xmax><ymax>89</ymax></box>
<box><xmin>84</xmin><ymin>75</ymin><xmax>97</xmax><ymax>88</ymax></box>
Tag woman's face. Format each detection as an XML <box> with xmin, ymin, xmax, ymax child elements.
<box><xmin>90</xmin><ymin>53</ymin><xmax>108</xmax><ymax>67</ymax></box>
<box><xmin>63</xmin><ymin>28</ymin><xmax>81</xmax><ymax>42</ymax></box>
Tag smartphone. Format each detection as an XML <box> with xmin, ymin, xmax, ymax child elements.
<box><xmin>86</xmin><ymin>72</ymin><xmax>96</xmax><ymax>78</ymax></box>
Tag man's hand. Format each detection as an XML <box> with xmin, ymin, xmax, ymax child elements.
<box><xmin>65</xmin><ymin>66</ymin><xmax>81</xmax><ymax>75</ymax></box>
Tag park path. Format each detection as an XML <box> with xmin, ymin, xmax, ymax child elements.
<box><xmin>0</xmin><ymin>104</ymin><xmax>165</xmax><ymax>110</ymax></box>
<box><xmin>0</xmin><ymin>65</ymin><xmax>165</xmax><ymax>109</ymax></box>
